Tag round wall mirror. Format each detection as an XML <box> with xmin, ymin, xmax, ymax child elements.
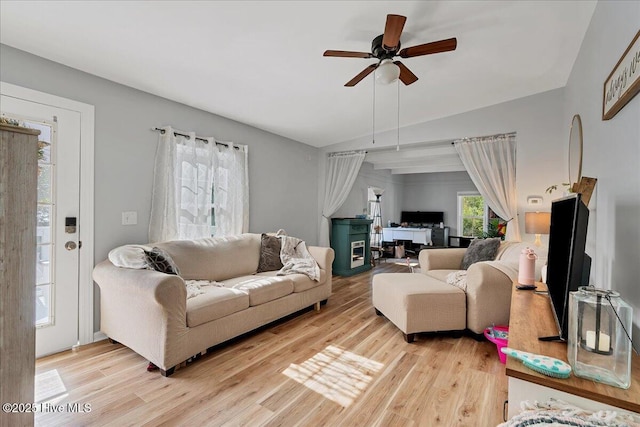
<box><xmin>568</xmin><ymin>114</ymin><xmax>583</xmax><ymax>192</ymax></box>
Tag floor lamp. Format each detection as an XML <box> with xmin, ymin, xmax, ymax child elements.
<box><xmin>370</xmin><ymin>188</ymin><xmax>384</xmax><ymax>264</ymax></box>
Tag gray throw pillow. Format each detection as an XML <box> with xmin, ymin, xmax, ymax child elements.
<box><xmin>460</xmin><ymin>238</ymin><xmax>501</xmax><ymax>270</ymax></box>
<box><xmin>257</xmin><ymin>233</ymin><xmax>284</xmax><ymax>273</ymax></box>
<box><xmin>144</xmin><ymin>247</ymin><xmax>180</xmax><ymax>275</ymax></box>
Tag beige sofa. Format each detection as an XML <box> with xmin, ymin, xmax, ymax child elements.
<box><xmin>93</xmin><ymin>233</ymin><xmax>334</xmax><ymax>376</ymax></box>
<box><xmin>419</xmin><ymin>241</ymin><xmax>546</xmax><ymax>336</ymax></box>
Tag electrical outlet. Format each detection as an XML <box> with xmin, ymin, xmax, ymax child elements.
<box><xmin>122</xmin><ymin>211</ymin><xmax>137</xmax><ymax>225</ymax></box>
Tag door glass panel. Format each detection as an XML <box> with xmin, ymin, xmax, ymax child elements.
<box><xmin>37</xmin><ymin>205</ymin><xmax>52</xmax><ymax>244</ymax></box>
<box><xmin>20</xmin><ymin>118</ymin><xmax>56</xmax><ymax>328</ymax></box>
<box><xmin>37</xmin><ymin>165</ymin><xmax>52</xmax><ymax>203</ymax></box>
<box><xmin>36</xmin><ymin>244</ymin><xmax>51</xmax><ymax>285</ymax></box>
<box><xmin>39</xmin><ymin>141</ymin><xmax>51</xmax><ymax>163</ymax></box>
<box><xmin>35</xmin><ymin>284</ymin><xmax>52</xmax><ymax>325</ymax></box>
<box><xmin>26</xmin><ymin>121</ymin><xmax>52</xmax><ymax>143</ymax></box>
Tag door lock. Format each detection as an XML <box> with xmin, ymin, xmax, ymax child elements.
<box><xmin>64</xmin><ymin>241</ymin><xmax>77</xmax><ymax>251</ymax></box>
<box><xmin>65</xmin><ymin>217</ymin><xmax>77</xmax><ymax>234</ymax></box>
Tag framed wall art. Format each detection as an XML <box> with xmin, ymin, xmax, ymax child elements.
<box><xmin>603</xmin><ymin>30</ymin><xmax>640</xmax><ymax>120</ymax></box>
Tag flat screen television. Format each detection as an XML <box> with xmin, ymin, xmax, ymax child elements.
<box><xmin>544</xmin><ymin>193</ymin><xmax>590</xmax><ymax>341</ymax></box>
<box><xmin>400</xmin><ymin>211</ymin><xmax>444</xmax><ymax>226</ymax></box>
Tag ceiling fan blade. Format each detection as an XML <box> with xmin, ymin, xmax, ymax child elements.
<box><xmin>382</xmin><ymin>14</ymin><xmax>407</xmax><ymax>50</ymax></box>
<box><xmin>398</xmin><ymin>37</ymin><xmax>457</xmax><ymax>58</ymax></box>
<box><xmin>345</xmin><ymin>64</ymin><xmax>378</xmax><ymax>87</ymax></box>
<box><xmin>394</xmin><ymin>61</ymin><xmax>418</xmax><ymax>85</ymax></box>
<box><xmin>324</xmin><ymin>50</ymin><xmax>373</xmax><ymax>58</ymax></box>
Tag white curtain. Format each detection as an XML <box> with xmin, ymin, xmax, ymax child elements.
<box><xmin>454</xmin><ymin>134</ymin><xmax>521</xmax><ymax>241</ymax></box>
<box><xmin>149</xmin><ymin>126</ymin><xmax>215</xmax><ymax>242</ymax></box>
<box><xmin>319</xmin><ymin>151</ymin><xmax>366</xmax><ymax>247</ymax></box>
<box><xmin>212</xmin><ymin>143</ymin><xmax>249</xmax><ymax>236</ymax></box>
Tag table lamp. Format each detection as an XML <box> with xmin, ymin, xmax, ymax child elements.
<box><xmin>525</xmin><ymin>212</ymin><xmax>551</xmax><ymax>246</ymax></box>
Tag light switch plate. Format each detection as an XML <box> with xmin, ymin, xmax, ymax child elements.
<box><xmin>122</xmin><ymin>211</ymin><xmax>137</xmax><ymax>225</ymax></box>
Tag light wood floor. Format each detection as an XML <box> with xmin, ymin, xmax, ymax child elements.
<box><xmin>34</xmin><ymin>260</ymin><xmax>508</xmax><ymax>426</ymax></box>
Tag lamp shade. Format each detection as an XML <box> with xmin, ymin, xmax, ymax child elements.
<box><xmin>375</xmin><ymin>59</ymin><xmax>400</xmax><ymax>85</ymax></box>
<box><xmin>367</xmin><ymin>187</ymin><xmax>385</xmax><ymax>201</ymax></box>
<box><xmin>525</xmin><ymin>212</ymin><xmax>551</xmax><ymax>234</ymax></box>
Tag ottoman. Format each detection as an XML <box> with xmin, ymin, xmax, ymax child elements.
<box><xmin>372</xmin><ymin>273</ymin><xmax>466</xmax><ymax>342</ymax></box>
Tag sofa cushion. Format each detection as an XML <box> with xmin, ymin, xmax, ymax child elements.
<box><xmin>144</xmin><ymin>247</ymin><xmax>180</xmax><ymax>275</ymax></box>
<box><xmin>157</xmin><ymin>234</ymin><xmax>261</xmax><ymax>281</ymax></box>
<box><xmin>255</xmin><ymin>270</ymin><xmax>326</xmax><ymax>293</ymax></box>
<box><xmin>256</xmin><ymin>233</ymin><xmax>284</xmax><ymax>273</ymax></box>
<box><xmin>186</xmin><ymin>287</ymin><xmax>250</xmax><ymax>327</ymax></box>
<box><xmin>460</xmin><ymin>238</ymin><xmax>501</xmax><ymax>270</ymax></box>
<box><xmin>224</xmin><ymin>275</ymin><xmax>294</xmax><ymax>306</ymax></box>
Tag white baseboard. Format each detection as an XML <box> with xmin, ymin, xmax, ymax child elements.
<box><xmin>93</xmin><ymin>331</ymin><xmax>108</xmax><ymax>342</ymax></box>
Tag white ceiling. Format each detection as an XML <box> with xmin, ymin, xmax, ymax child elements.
<box><xmin>0</xmin><ymin>1</ymin><xmax>596</xmax><ymax>149</ymax></box>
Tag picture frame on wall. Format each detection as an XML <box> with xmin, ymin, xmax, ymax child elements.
<box><xmin>602</xmin><ymin>30</ymin><xmax>640</xmax><ymax>120</ymax></box>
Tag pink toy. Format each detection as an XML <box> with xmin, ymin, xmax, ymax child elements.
<box><xmin>518</xmin><ymin>247</ymin><xmax>538</xmax><ymax>285</ymax></box>
<box><xmin>484</xmin><ymin>325</ymin><xmax>509</xmax><ymax>364</ymax></box>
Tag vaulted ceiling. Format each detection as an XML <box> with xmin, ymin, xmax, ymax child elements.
<box><xmin>1</xmin><ymin>1</ymin><xmax>596</xmax><ymax>152</ymax></box>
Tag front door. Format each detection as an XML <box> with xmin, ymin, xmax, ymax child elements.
<box><xmin>1</xmin><ymin>95</ymin><xmax>81</xmax><ymax>357</ymax></box>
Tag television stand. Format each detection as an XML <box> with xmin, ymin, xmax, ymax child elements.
<box><xmin>505</xmin><ymin>280</ymin><xmax>640</xmax><ymax>419</ymax></box>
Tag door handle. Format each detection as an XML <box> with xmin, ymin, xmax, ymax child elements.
<box><xmin>64</xmin><ymin>241</ymin><xmax>77</xmax><ymax>251</ymax></box>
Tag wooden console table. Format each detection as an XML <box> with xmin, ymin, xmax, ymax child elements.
<box><xmin>506</xmin><ymin>281</ymin><xmax>640</xmax><ymax>418</ymax></box>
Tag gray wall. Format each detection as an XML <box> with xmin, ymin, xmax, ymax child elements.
<box><xmin>334</xmin><ymin>167</ymin><xmax>477</xmax><ymax>238</ymax></box>
<box><xmin>333</xmin><ymin>162</ymin><xmax>404</xmax><ymax>228</ymax></box>
<box><xmin>562</xmin><ymin>0</ymin><xmax>640</xmax><ymax>336</ymax></box>
<box><xmin>1</xmin><ymin>44</ymin><xmax>321</xmax><ymax>331</ymax></box>
<box><xmin>323</xmin><ymin>87</ymin><xmax>566</xmax><ymax>248</ymax></box>
<box><xmin>401</xmin><ymin>171</ymin><xmax>477</xmax><ymax>236</ymax></box>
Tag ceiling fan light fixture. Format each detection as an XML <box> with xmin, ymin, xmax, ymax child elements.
<box><xmin>375</xmin><ymin>59</ymin><xmax>400</xmax><ymax>85</ymax></box>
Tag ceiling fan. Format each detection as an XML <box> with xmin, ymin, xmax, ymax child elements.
<box><xmin>324</xmin><ymin>14</ymin><xmax>457</xmax><ymax>87</ymax></box>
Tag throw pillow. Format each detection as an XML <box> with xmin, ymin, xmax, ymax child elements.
<box><xmin>108</xmin><ymin>244</ymin><xmax>152</xmax><ymax>269</ymax></box>
<box><xmin>257</xmin><ymin>233</ymin><xmax>284</xmax><ymax>273</ymax></box>
<box><xmin>460</xmin><ymin>238</ymin><xmax>501</xmax><ymax>270</ymax></box>
<box><xmin>144</xmin><ymin>247</ymin><xmax>180</xmax><ymax>275</ymax></box>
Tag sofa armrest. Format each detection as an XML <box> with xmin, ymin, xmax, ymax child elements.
<box><xmin>464</xmin><ymin>262</ymin><xmax>513</xmax><ymax>334</ymax></box>
<box><xmin>308</xmin><ymin>246</ymin><xmax>335</xmax><ymax>275</ymax></box>
<box><xmin>419</xmin><ymin>248</ymin><xmax>466</xmax><ymax>271</ymax></box>
<box><xmin>92</xmin><ymin>260</ymin><xmax>188</xmax><ymax>370</ymax></box>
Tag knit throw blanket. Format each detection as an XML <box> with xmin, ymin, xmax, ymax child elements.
<box><xmin>446</xmin><ymin>260</ymin><xmax>520</xmax><ymax>292</ymax></box>
<box><xmin>498</xmin><ymin>398</ymin><xmax>640</xmax><ymax>427</ymax></box>
<box><xmin>184</xmin><ymin>280</ymin><xmax>224</xmax><ymax>299</ymax></box>
<box><xmin>446</xmin><ymin>270</ymin><xmax>468</xmax><ymax>291</ymax></box>
<box><xmin>276</xmin><ymin>230</ymin><xmax>320</xmax><ymax>281</ymax></box>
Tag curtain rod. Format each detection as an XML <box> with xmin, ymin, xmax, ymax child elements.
<box><xmin>328</xmin><ymin>149</ymin><xmax>368</xmax><ymax>157</ymax></box>
<box><xmin>152</xmin><ymin>127</ymin><xmax>240</xmax><ymax>150</ymax></box>
<box><xmin>450</xmin><ymin>132</ymin><xmax>517</xmax><ymax>144</ymax></box>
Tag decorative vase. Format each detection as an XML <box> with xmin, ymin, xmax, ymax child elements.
<box><xmin>568</xmin><ymin>286</ymin><xmax>633</xmax><ymax>389</ymax></box>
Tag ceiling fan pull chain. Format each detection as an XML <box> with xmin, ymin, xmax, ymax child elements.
<box><xmin>396</xmin><ymin>79</ymin><xmax>400</xmax><ymax>151</ymax></box>
<box><xmin>372</xmin><ymin>76</ymin><xmax>376</xmax><ymax>144</ymax></box>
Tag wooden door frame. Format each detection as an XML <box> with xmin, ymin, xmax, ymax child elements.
<box><xmin>1</xmin><ymin>81</ymin><xmax>95</xmax><ymax>347</ymax></box>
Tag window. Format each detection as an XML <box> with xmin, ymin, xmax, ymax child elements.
<box><xmin>457</xmin><ymin>192</ymin><xmax>507</xmax><ymax>238</ymax></box>
<box><xmin>458</xmin><ymin>192</ymin><xmax>486</xmax><ymax>237</ymax></box>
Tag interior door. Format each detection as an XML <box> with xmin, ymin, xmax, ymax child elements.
<box><xmin>1</xmin><ymin>95</ymin><xmax>81</xmax><ymax>357</ymax></box>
